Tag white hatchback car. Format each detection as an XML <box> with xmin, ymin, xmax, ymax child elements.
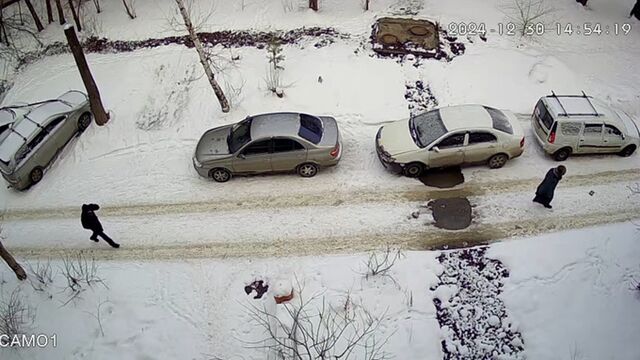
<box><xmin>375</xmin><ymin>105</ymin><xmax>525</xmax><ymax>177</ymax></box>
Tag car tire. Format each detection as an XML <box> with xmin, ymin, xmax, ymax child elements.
<box><xmin>210</xmin><ymin>168</ymin><xmax>231</xmax><ymax>183</ymax></box>
<box><xmin>488</xmin><ymin>153</ymin><xmax>508</xmax><ymax>169</ymax></box>
<box><xmin>297</xmin><ymin>163</ymin><xmax>318</xmax><ymax>178</ymax></box>
<box><xmin>619</xmin><ymin>145</ymin><xmax>636</xmax><ymax>157</ymax></box>
<box><xmin>403</xmin><ymin>162</ymin><xmax>424</xmax><ymax>177</ymax></box>
<box><xmin>77</xmin><ymin>112</ymin><xmax>92</xmax><ymax>132</ymax></box>
<box><xmin>29</xmin><ymin>166</ymin><xmax>44</xmax><ymax>185</ymax></box>
<box><xmin>553</xmin><ymin>148</ymin><xmax>572</xmax><ymax>161</ymax></box>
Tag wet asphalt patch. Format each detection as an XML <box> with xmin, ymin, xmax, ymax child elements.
<box><xmin>428</xmin><ymin>198</ymin><xmax>472</xmax><ymax>230</ymax></box>
<box><xmin>418</xmin><ymin>167</ymin><xmax>464</xmax><ymax>188</ymax></box>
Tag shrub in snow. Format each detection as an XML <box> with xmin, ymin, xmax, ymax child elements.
<box><xmin>246</xmin><ymin>287</ymin><xmax>389</xmax><ymax>359</ymax></box>
<box><xmin>264</xmin><ymin>36</ymin><xmax>286</xmax><ymax>97</ymax></box>
<box><xmin>0</xmin><ymin>287</ymin><xmax>35</xmax><ymax>346</ymax></box>
<box><xmin>500</xmin><ymin>0</ymin><xmax>556</xmax><ymax>37</ymax></box>
<box><xmin>60</xmin><ymin>252</ymin><xmax>106</xmax><ymax>305</ymax></box>
<box><xmin>362</xmin><ymin>246</ymin><xmax>403</xmax><ymax>282</ymax></box>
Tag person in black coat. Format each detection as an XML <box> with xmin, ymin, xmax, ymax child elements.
<box><xmin>631</xmin><ymin>0</ymin><xmax>640</xmax><ymax>20</ymax></box>
<box><xmin>533</xmin><ymin>166</ymin><xmax>566</xmax><ymax>209</ymax></box>
<box><xmin>81</xmin><ymin>204</ymin><xmax>120</xmax><ymax>248</ymax></box>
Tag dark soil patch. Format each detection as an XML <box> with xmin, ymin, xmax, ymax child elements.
<box><xmin>417</xmin><ymin>166</ymin><xmax>464</xmax><ymax>188</ymax></box>
<box><xmin>428</xmin><ymin>198</ymin><xmax>472</xmax><ymax>230</ymax></box>
<box><xmin>431</xmin><ymin>247</ymin><xmax>525</xmax><ymax>359</ymax></box>
<box><xmin>17</xmin><ymin>27</ymin><xmax>348</xmax><ymax>68</ymax></box>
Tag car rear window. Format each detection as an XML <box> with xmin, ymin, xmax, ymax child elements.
<box><xmin>410</xmin><ymin>109</ymin><xmax>447</xmax><ymax>148</ymax></box>
<box><xmin>298</xmin><ymin>114</ymin><xmax>323</xmax><ymax>144</ymax></box>
<box><xmin>484</xmin><ymin>106</ymin><xmax>513</xmax><ymax>134</ymax></box>
<box><xmin>534</xmin><ymin>100</ymin><xmax>554</xmax><ymax>130</ymax></box>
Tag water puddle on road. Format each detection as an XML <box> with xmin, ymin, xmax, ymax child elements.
<box><xmin>418</xmin><ymin>167</ymin><xmax>464</xmax><ymax>188</ymax></box>
<box><xmin>428</xmin><ymin>197</ymin><xmax>472</xmax><ymax>230</ymax></box>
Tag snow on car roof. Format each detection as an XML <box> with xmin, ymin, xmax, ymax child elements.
<box><xmin>0</xmin><ymin>100</ymin><xmax>72</xmax><ymax>163</ymax></box>
<box><xmin>0</xmin><ymin>109</ymin><xmax>15</xmax><ymax>128</ymax></box>
<box><xmin>439</xmin><ymin>105</ymin><xmax>492</xmax><ymax>131</ymax></box>
<box><xmin>250</xmin><ymin>112</ymin><xmax>302</xmax><ymax>139</ymax></box>
<box><xmin>544</xmin><ymin>95</ymin><xmax>604</xmax><ymax>117</ymax></box>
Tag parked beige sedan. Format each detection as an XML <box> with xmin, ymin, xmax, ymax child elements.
<box><xmin>376</xmin><ymin>105</ymin><xmax>525</xmax><ymax>177</ymax></box>
<box><xmin>193</xmin><ymin>112</ymin><xmax>342</xmax><ymax>182</ymax></box>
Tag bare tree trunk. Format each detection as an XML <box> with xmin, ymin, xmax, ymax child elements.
<box><xmin>0</xmin><ymin>241</ymin><xmax>27</xmax><ymax>281</ymax></box>
<box><xmin>54</xmin><ymin>0</ymin><xmax>65</xmax><ymax>24</ymax></box>
<box><xmin>67</xmin><ymin>0</ymin><xmax>80</xmax><ymax>31</ymax></box>
<box><xmin>174</xmin><ymin>0</ymin><xmax>229</xmax><ymax>113</ymax></box>
<box><xmin>64</xmin><ymin>25</ymin><xmax>110</xmax><ymax>125</ymax></box>
<box><xmin>23</xmin><ymin>0</ymin><xmax>43</xmax><ymax>31</ymax></box>
<box><xmin>309</xmin><ymin>0</ymin><xmax>318</xmax><ymax>11</ymax></box>
<box><xmin>365</xmin><ymin>0</ymin><xmax>369</xmax><ymax>11</ymax></box>
<box><xmin>45</xmin><ymin>0</ymin><xmax>53</xmax><ymax>23</ymax></box>
<box><xmin>122</xmin><ymin>0</ymin><xmax>135</xmax><ymax>19</ymax></box>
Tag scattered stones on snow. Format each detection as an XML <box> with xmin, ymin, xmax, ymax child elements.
<box><xmin>405</xmin><ymin>80</ymin><xmax>438</xmax><ymax>116</ymax></box>
<box><xmin>432</xmin><ymin>247</ymin><xmax>525</xmax><ymax>360</ymax></box>
<box><xmin>17</xmin><ymin>27</ymin><xmax>349</xmax><ymax>69</ymax></box>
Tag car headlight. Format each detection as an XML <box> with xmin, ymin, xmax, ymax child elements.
<box><xmin>193</xmin><ymin>156</ymin><xmax>202</xmax><ymax>168</ymax></box>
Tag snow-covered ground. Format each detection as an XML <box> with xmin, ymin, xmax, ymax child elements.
<box><xmin>1</xmin><ymin>223</ymin><xmax>639</xmax><ymax>360</ymax></box>
<box><xmin>1</xmin><ymin>0</ymin><xmax>640</xmax><ymax>358</ymax></box>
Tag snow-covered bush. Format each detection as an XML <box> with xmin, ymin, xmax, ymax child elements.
<box><xmin>246</xmin><ymin>287</ymin><xmax>390</xmax><ymax>359</ymax></box>
<box><xmin>0</xmin><ymin>287</ymin><xmax>35</xmax><ymax>346</ymax></box>
<box><xmin>500</xmin><ymin>0</ymin><xmax>555</xmax><ymax>36</ymax></box>
<box><xmin>60</xmin><ymin>252</ymin><xmax>106</xmax><ymax>305</ymax></box>
<box><xmin>362</xmin><ymin>246</ymin><xmax>403</xmax><ymax>280</ymax></box>
<box><xmin>27</xmin><ymin>260</ymin><xmax>55</xmax><ymax>292</ymax></box>
<box><xmin>264</xmin><ymin>37</ymin><xmax>286</xmax><ymax>97</ymax></box>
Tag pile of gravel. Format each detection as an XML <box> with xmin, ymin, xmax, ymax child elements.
<box><xmin>432</xmin><ymin>247</ymin><xmax>525</xmax><ymax>360</ymax></box>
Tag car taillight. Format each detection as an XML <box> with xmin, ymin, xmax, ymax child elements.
<box><xmin>548</xmin><ymin>131</ymin><xmax>556</xmax><ymax>144</ymax></box>
<box><xmin>330</xmin><ymin>143</ymin><xmax>340</xmax><ymax>158</ymax></box>
<box><xmin>520</xmin><ymin>137</ymin><xmax>525</xmax><ymax>147</ymax></box>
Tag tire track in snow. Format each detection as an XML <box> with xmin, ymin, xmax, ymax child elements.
<box><xmin>3</xmin><ymin>169</ymin><xmax>639</xmax><ymax>221</ymax></box>
<box><xmin>10</xmin><ymin>205</ymin><xmax>640</xmax><ymax>261</ymax></box>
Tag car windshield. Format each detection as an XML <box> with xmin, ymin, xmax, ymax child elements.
<box><xmin>409</xmin><ymin>109</ymin><xmax>447</xmax><ymax>148</ymax></box>
<box><xmin>228</xmin><ymin>118</ymin><xmax>252</xmax><ymax>153</ymax></box>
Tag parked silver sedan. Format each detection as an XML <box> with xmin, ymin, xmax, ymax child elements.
<box><xmin>193</xmin><ymin>112</ymin><xmax>342</xmax><ymax>182</ymax></box>
<box><xmin>0</xmin><ymin>91</ymin><xmax>92</xmax><ymax>190</ymax></box>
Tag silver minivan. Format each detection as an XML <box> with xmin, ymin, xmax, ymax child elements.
<box><xmin>0</xmin><ymin>91</ymin><xmax>92</xmax><ymax>190</ymax></box>
<box><xmin>531</xmin><ymin>93</ymin><xmax>640</xmax><ymax>161</ymax></box>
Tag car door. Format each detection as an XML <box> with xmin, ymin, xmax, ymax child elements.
<box><xmin>427</xmin><ymin>133</ymin><xmax>466</xmax><ymax>167</ymax></box>
<box><xmin>578</xmin><ymin>123</ymin><xmax>604</xmax><ymax>153</ymax></box>
<box><xmin>602</xmin><ymin>124</ymin><xmax>625</xmax><ymax>152</ymax></box>
<box><xmin>271</xmin><ymin>138</ymin><xmax>307</xmax><ymax>172</ymax></box>
<box><xmin>41</xmin><ymin>116</ymin><xmax>67</xmax><ymax>165</ymax></box>
<box><xmin>232</xmin><ymin>139</ymin><xmax>272</xmax><ymax>173</ymax></box>
<box><xmin>463</xmin><ymin>131</ymin><xmax>498</xmax><ymax>163</ymax></box>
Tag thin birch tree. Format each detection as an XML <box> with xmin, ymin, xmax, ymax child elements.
<box><xmin>173</xmin><ymin>0</ymin><xmax>229</xmax><ymax>113</ymax></box>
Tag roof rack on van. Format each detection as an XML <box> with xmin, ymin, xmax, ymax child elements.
<box><xmin>549</xmin><ymin>91</ymin><xmax>601</xmax><ymax>117</ymax></box>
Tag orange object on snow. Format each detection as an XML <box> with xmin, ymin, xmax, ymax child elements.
<box><xmin>274</xmin><ymin>290</ymin><xmax>294</xmax><ymax>304</ymax></box>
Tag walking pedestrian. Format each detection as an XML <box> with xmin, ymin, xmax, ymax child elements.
<box><xmin>631</xmin><ymin>0</ymin><xmax>640</xmax><ymax>20</ymax></box>
<box><xmin>533</xmin><ymin>166</ymin><xmax>566</xmax><ymax>209</ymax></box>
<box><xmin>81</xmin><ymin>204</ymin><xmax>120</xmax><ymax>248</ymax></box>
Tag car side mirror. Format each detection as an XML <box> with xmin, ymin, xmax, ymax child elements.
<box><xmin>431</xmin><ymin>146</ymin><xmax>440</xmax><ymax>153</ymax></box>
<box><xmin>238</xmin><ymin>153</ymin><xmax>246</xmax><ymax>159</ymax></box>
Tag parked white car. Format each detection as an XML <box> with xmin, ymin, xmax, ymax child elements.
<box><xmin>531</xmin><ymin>93</ymin><xmax>640</xmax><ymax>161</ymax></box>
<box><xmin>376</xmin><ymin>105</ymin><xmax>525</xmax><ymax>177</ymax></box>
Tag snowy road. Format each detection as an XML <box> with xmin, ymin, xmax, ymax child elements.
<box><xmin>4</xmin><ymin>169</ymin><xmax>639</xmax><ymax>260</ymax></box>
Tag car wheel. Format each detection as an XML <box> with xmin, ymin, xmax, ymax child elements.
<box><xmin>488</xmin><ymin>154</ymin><xmax>508</xmax><ymax>169</ymax></box>
<box><xmin>553</xmin><ymin>148</ymin><xmax>571</xmax><ymax>161</ymax></box>
<box><xmin>29</xmin><ymin>166</ymin><xmax>44</xmax><ymax>185</ymax></box>
<box><xmin>210</xmin><ymin>168</ymin><xmax>231</xmax><ymax>183</ymax></box>
<box><xmin>403</xmin><ymin>162</ymin><xmax>424</xmax><ymax>177</ymax></box>
<box><xmin>619</xmin><ymin>145</ymin><xmax>636</xmax><ymax>157</ymax></box>
<box><xmin>77</xmin><ymin>112</ymin><xmax>92</xmax><ymax>132</ymax></box>
<box><xmin>297</xmin><ymin>163</ymin><xmax>318</xmax><ymax>178</ymax></box>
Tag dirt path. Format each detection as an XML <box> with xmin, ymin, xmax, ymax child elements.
<box><xmin>4</xmin><ymin>168</ymin><xmax>638</xmax><ymax>221</ymax></box>
<box><xmin>10</xmin><ymin>202</ymin><xmax>640</xmax><ymax>261</ymax></box>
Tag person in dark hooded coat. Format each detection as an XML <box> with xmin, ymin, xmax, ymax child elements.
<box><xmin>533</xmin><ymin>166</ymin><xmax>566</xmax><ymax>209</ymax></box>
<box><xmin>81</xmin><ymin>204</ymin><xmax>119</xmax><ymax>248</ymax></box>
<box><xmin>631</xmin><ymin>0</ymin><xmax>640</xmax><ymax>20</ymax></box>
